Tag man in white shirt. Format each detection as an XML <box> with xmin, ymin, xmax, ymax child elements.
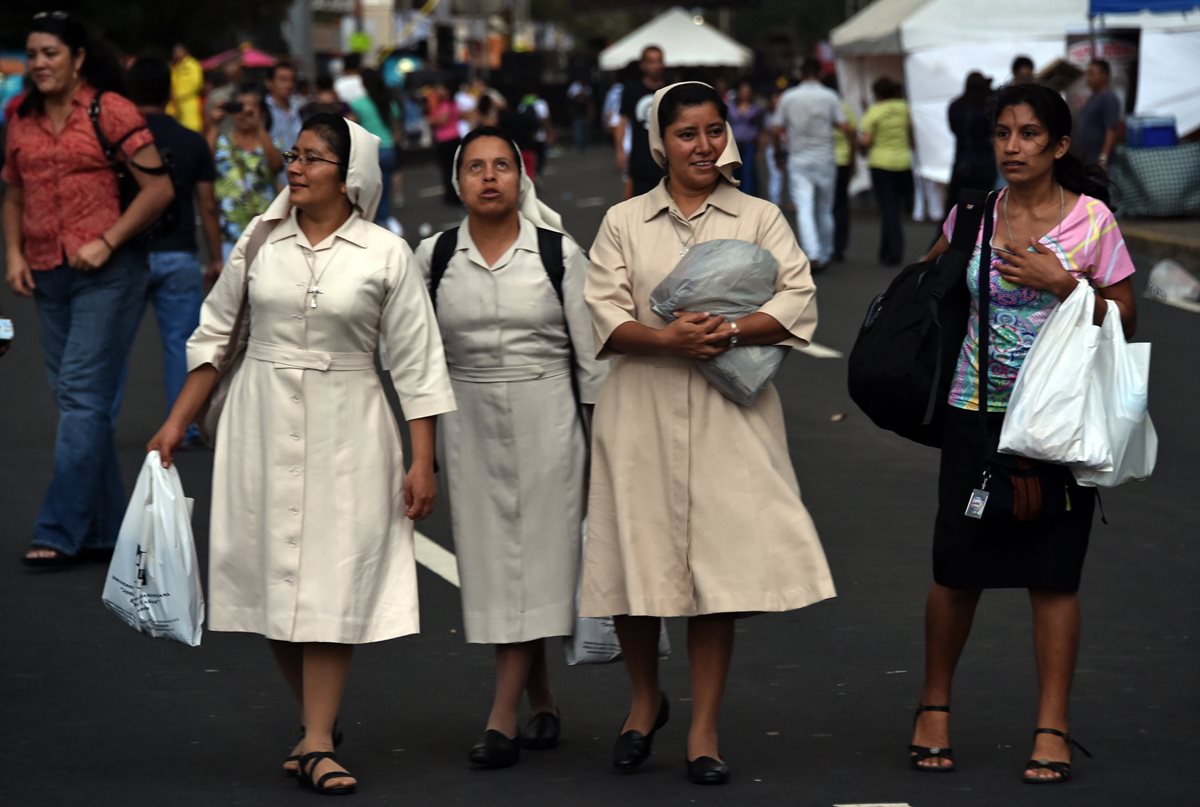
<box><xmin>265</xmin><ymin>61</ymin><xmax>303</xmax><ymax>152</ymax></box>
<box><xmin>334</xmin><ymin>53</ymin><xmax>366</xmax><ymax>104</ymax></box>
<box><xmin>776</xmin><ymin>59</ymin><xmax>850</xmax><ymax>271</ymax></box>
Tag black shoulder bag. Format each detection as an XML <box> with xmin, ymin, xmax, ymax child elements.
<box><xmin>88</xmin><ymin>92</ymin><xmax>177</xmax><ymax>241</ymax></box>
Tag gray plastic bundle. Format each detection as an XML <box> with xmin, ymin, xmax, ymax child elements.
<box><xmin>649</xmin><ymin>239</ymin><xmax>788</xmax><ymax>406</ymax></box>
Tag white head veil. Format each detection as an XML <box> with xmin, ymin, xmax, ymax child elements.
<box><xmin>648</xmin><ymin>80</ymin><xmax>742</xmax><ymax>187</ymax></box>
<box><xmin>260</xmin><ymin>117</ymin><xmax>383</xmax><ymax>223</ymax></box>
<box><xmin>450</xmin><ymin>133</ymin><xmax>564</xmax><ymax>233</ymax></box>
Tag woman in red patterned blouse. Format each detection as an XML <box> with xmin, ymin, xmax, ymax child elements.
<box><xmin>3</xmin><ymin>12</ymin><xmax>174</xmax><ymax>568</ymax></box>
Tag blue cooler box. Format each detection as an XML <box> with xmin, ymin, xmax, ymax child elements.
<box><xmin>1127</xmin><ymin>115</ymin><xmax>1178</xmax><ymax>148</ymax></box>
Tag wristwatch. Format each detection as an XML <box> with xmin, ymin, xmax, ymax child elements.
<box><xmin>727</xmin><ymin>320</ymin><xmax>740</xmax><ymax>347</ymax></box>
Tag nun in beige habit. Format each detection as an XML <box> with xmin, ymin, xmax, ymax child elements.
<box><xmin>148</xmin><ymin>114</ymin><xmax>455</xmax><ymax>795</ymax></box>
<box><xmin>412</xmin><ymin>126</ymin><xmax>606</xmax><ymax>768</ymax></box>
<box><xmin>581</xmin><ymin>82</ymin><xmax>836</xmax><ymax>785</ymax></box>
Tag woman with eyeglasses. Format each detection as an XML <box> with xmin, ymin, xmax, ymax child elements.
<box><xmin>210</xmin><ymin>82</ymin><xmax>283</xmax><ymax>260</ymax></box>
<box><xmin>4</xmin><ymin>11</ymin><xmax>174</xmax><ymax>568</ymax></box>
<box><xmin>412</xmin><ymin>126</ymin><xmax>606</xmax><ymax>768</ymax></box>
<box><xmin>147</xmin><ymin>114</ymin><xmax>455</xmax><ymax>795</ymax></box>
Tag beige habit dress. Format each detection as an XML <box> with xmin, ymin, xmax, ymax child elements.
<box><xmin>187</xmin><ymin>121</ymin><xmax>456</xmax><ymax>644</ymax></box>
<box><xmin>414</xmin><ymin>215</ymin><xmax>606</xmax><ymax>644</ymax></box>
<box><xmin>580</xmin><ymin>92</ymin><xmax>835</xmax><ymax>616</ymax></box>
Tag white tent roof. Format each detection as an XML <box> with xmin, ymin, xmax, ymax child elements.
<box><xmin>830</xmin><ymin>0</ymin><xmax>929</xmax><ymax>55</ymax></box>
<box><xmin>599</xmin><ymin>7</ymin><xmax>752</xmax><ymax>71</ymax></box>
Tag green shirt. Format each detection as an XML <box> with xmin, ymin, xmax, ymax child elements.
<box><xmin>861</xmin><ymin>98</ymin><xmax>911</xmax><ymax>171</ymax></box>
<box><xmin>349</xmin><ymin>96</ymin><xmax>395</xmax><ymax>149</ymax></box>
<box><xmin>833</xmin><ymin>100</ymin><xmax>857</xmax><ymax>167</ymax></box>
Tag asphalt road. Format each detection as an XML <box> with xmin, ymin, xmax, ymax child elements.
<box><xmin>1</xmin><ymin>146</ymin><xmax>1197</xmax><ymax>807</ymax></box>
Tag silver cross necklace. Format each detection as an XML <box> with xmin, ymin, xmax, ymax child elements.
<box><xmin>300</xmin><ymin>245</ymin><xmax>330</xmax><ymax>310</ymax></box>
<box><xmin>669</xmin><ymin>212</ymin><xmax>697</xmax><ymax>258</ymax></box>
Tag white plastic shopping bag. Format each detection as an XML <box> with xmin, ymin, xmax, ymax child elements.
<box><xmin>999</xmin><ymin>281</ymin><xmax>1112</xmax><ymax>470</ymax></box>
<box><xmin>102</xmin><ymin>451</ymin><xmax>205</xmax><ymax>646</ymax></box>
<box><xmin>564</xmin><ymin>519</ymin><xmax>670</xmax><ymax>665</ymax></box>
<box><xmin>1073</xmin><ymin>301</ymin><xmax>1158</xmax><ymax>487</ymax></box>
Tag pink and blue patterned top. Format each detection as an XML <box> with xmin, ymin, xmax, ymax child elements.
<box><xmin>942</xmin><ymin>189</ymin><xmax>1135</xmax><ymax>412</ymax></box>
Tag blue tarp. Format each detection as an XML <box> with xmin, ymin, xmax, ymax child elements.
<box><xmin>1090</xmin><ymin>0</ymin><xmax>1197</xmax><ymax>13</ymax></box>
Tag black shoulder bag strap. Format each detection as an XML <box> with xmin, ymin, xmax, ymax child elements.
<box><xmin>428</xmin><ymin>226</ymin><xmax>460</xmax><ymax>309</ymax></box>
<box><xmin>975</xmin><ymin>192</ymin><xmax>998</xmax><ymax>442</ymax></box>
<box><xmin>534</xmin><ymin>227</ymin><xmax>583</xmax><ymax>416</ymax></box>
<box><xmin>921</xmin><ymin>189</ymin><xmax>990</xmax><ymax>426</ymax></box>
<box><xmin>88</xmin><ymin>91</ymin><xmax>167</xmax><ymax>176</ymax></box>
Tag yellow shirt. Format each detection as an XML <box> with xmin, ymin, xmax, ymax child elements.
<box><xmin>861</xmin><ymin>98</ymin><xmax>911</xmax><ymax>171</ymax></box>
<box><xmin>168</xmin><ymin>55</ymin><xmax>204</xmax><ymax>133</ymax></box>
<box><xmin>833</xmin><ymin>100</ymin><xmax>856</xmax><ymax>167</ymax></box>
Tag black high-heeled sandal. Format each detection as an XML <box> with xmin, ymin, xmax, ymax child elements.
<box><xmin>1022</xmin><ymin>727</ymin><xmax>1092</xmax><ymax>784</ymax></box>
<box><xmin>284</xmin><ymin>721</ymin><xmax>344</xmax><ymax>777</ymax></box>
<box><xmin>298</xmin><ymin>751</ymin><xmax>356</xmax><ymax>796</ymax></box>
<box><xmin>909</xmin><ymin>704</ymin><xmax>955</xmax><ymax>772</ymax></box>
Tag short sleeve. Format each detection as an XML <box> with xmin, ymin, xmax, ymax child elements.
<box><xmin>561</xmin><ymin>237</ymin><xmax>608</xmax><ymax>402</ymax></box>
<box><xmin>99</xmin><ymin>93</ymin><xmax>154</xmax><ymax>159</ymax></box>
<box><xmin>584</xmin><ymin>210</ymin><xmax>637</xmax><ymax>359</ymax></box>
<box><xmin>753</xmin><ymin>204</ymin><xmax>818</xmax><ymax>349</ymax></box>
<box><xmin>380</xmin><ymin>238</ymin><xmax>457</xmax><ymax>420</ymax></box>
<box><xmin>1082</xmin><ymin>200</ymin><xmax>1136</xmax><ymax>287</ymax></box>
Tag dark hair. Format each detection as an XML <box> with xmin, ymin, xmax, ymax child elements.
<box><xmin>342</xmin><ymin>53</ymin><xmax>362</xmax><ymax>73</ymax></box>
<box><xmin>994</xmin><ymin>82</ymin><xmax>1109</xmax><ymax>204</ymax></box>
<box><xmin>235</xmin><ymin>81</ymin><xmax>272</xmax><ymax>131</ymax></box>
<box><xmin>1089</xmin><ymin>59</ymin><xmax>1112</xmax><ymax>77</ymax></box>
<box><xmin>455</xmin><ymin>125</ymin><xmax>521</xmax><ymax>175</ymax></box>
<box><xmin>361</xmin><ymin>67</ymin><xmax>394</xmax><ymax>129</ymax></box>
<box><xmin>1011</xmin><ymin>55</ymin><xmax>1034</xmax><ymax>74</ymax></box>
<box><xmin>656</xmin><ymin>82</ymin><xmax>727</xmax><ymax>136</ymax></box>
<box><xmin>268</xmin><ymin>60</ymin><xmax>296</xmax><ymax>82</ymax></box>
<box><xmin>315</xmin><ymin>73</ymin><xmax>336</xmax><ymax>92</ymax></box>
<box><xmin>872</xmin><ymin>76</ymin><xmax>902</xmax><ymax>100</ymax></box>
<box><xmin>300</xmin><ymin>112</ymin><xmax>351</xmax><ymax>181</ymax></box>
<box><xmin>126</xmin><ymin>56</ymin><xmax>171</xmax><ymax>108</ymax></box>
<box><xmin>800</xmin><ymin>58</ymin><xmax>822</xmax><ymax>79</ymax></box>
<box><xmin>20</xmin><ymin>12</ymin><xmax>126</xmax><ymax>117</ymax></box>
<box><xmin>963</xmin><ymin>70</ymin><xmax>992</xmax><ymax>104</ymax></box>
<box><xmin>641</xmin><ymin>45</ymin><xmax>663</xmax><ymax>61</ymax></box>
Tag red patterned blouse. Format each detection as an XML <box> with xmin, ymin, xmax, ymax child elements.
<box><xmin>2</xmin><ymin>85</ymin><xmax>155</xmax><ymax>270</ymax></box>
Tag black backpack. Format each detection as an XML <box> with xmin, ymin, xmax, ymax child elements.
<box><xmin>89</xmin><ymin>91</ymin><xmax>178</xmax><ymax>242</ymax></box>
<box><xmin>847</xmin><ymin>189</ymin><xmax>995</xmax><ymax>447</ymax></box>
<box><xmin>428</xmin><ymin>226</ymin><xmax>581</xmax><ymax>408</ymax></box>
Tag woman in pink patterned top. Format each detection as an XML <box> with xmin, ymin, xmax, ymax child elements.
<box><xmin>906</xmin><ymin>83</ymin><xmax>1136</xmax><ymax>784</ymax></box>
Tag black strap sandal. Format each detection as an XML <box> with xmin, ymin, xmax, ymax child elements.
<box><xmin>298</xmin><ymin>751</ymin><xmax>356</xmax><ymax>796</ymax></box>
<box><xmin>284</xmin><ymin>721</ymin><xmax>344</xmax><ymax>777</ymax></box>
<box><xmin>909</xmin><ymin>704</ymin><xmax>955</xmax><ymax>772</ymax></box>
<box><xmin>1022</xmin><ymin>727</ymin><xmax>1093</xmax><ymax>784</ymax></box>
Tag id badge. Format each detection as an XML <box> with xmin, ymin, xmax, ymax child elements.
<box><xmin>964</xmin><ymin>488</ymin><xmax>989</xmax><ymax>519</ymax></box>
<box><xmin>0</xmin><ymin>318</ymin><xmax>13</xmax><ymax>340</ymax></box>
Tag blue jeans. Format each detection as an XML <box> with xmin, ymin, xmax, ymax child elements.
<box><xmin>734</xmin><ymin>140</ymin><xmax>759</xmax><ymax>197</ymax></box>
<box><xmin>375</xmin><ymin>146</ymin><xmax>398</xmax><ymax>225</ymax></box>
<box><xmin>112</xmin><ymin>251</ymin><xmax>203</xmax><ymax>439</ymax></box>
<box><xmin>31</xmin><ymin>248</ymin><xmax>148</xmax><ymax>554</ymax></box>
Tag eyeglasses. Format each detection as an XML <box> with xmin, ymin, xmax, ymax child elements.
<box><xmin>282</xmin><ymin>151</ymin><xmax>341</xmax><ymax>168</ymax></box>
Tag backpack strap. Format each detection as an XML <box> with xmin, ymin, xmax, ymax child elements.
<box><xmin>535</xmin><ymin>227</ymin><xmax>565</xmax><ymax>304</ymax></box>
<box><xmin>428</xmin><ymin>227</ymin><xmax>460</xmax><ymax>309</ymax></box>
<box><xmin>88</xmin><ymin>91</ymin><xmax>166</xmax><ymax>175</ymax></box>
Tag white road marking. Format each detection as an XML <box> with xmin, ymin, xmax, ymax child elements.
<box><xmin>414</xmin><ymin>531</ymin><xmax>460</xmax><ymax>587</ymax></box>
<box><xmin>798</xmin><ymin>342</ymin><xmax>843</xmax><ymax>359</ymax></box>
<box><xmin>417</xmin><ymin>186</ymin><xmax>444</xmax><ymax>198</ymax></box>
<box><xmin>575</xmin><ymin>196</ymin><xmax>607</xmax><ymax>208</ymax></box>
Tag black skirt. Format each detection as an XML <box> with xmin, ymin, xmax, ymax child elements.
<box><xmin>933</xmin><ymin>406</ymin><xmax>1096</xmax><ymax>592</ymax></box>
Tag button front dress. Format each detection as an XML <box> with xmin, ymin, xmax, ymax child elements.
<box><xmin>414</xmin><ymin>218</ymin><xmax>607</xmax><ymax>644</ymax></box>
<box><xmin>581</xmin><ymin>180</ymin><xmax>836</xmax><ymax>618</ymax></box>
<box><xmin>187</xmin><ymin>210</ymin><xmax>456</xmax><ymax>643</ymax></box>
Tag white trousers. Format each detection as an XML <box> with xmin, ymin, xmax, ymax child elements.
<box><xmin>787</xmin><ymin>157</ymin><xmax>836</xmax><ymax>264</ymax></box>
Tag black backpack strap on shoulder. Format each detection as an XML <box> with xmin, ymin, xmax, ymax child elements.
<box><xmin>428</xmin><ymin>227</ymin><xmax>460</xmax><ymax>310</ymax></box>
<box><xmin>88</xmin><ymin>91</ymin><xmax>164</xmax><ymax>174</ymax></box>
<box><xmin>535</xmin><ymin>227</ymin><xmax>565</xmax><ymax>304</ymax></box>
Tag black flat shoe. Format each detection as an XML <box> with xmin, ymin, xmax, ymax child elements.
<box><xmin>522</xmin><ymin>711</ymin><xmax>561</xmax><ymax>750</ymax></box>
<box><xmin>686</xmin><ymin>755</ymin><xmax>730</xmax><ymax>785</ymax></box>
<box><xmin>297</xmin><ymin>751</ymin><xmax>356</xmax><ymax>796</ymax></box>
<box><xmin>612</xmin><ymin>692</ymin><xmax>669</xmax><ymax>771</ymax></box>
<box><xmin>909</xmin><ymin>704</ymin><xmax>955</xmax><ymax>772</ymax></box>
<box><xmin>469</xmin><ymin>729</ymin><xmax>521</xmax><ymax>769</ymax></box>
<box><xmin>1022</xmin><ymin>727</ymin><xmax>1092</xmax><ymax>784</ymax></box>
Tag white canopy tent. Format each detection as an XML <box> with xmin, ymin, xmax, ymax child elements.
<box><xmin>599</xmin><ymin>7</ymin><xmax>753</xmax><ymax>71</ymax></box>
<box><xmin>832</xmin><ymin>0</ymin><xmax>1200</xmax><ymax>184</ymax></box>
